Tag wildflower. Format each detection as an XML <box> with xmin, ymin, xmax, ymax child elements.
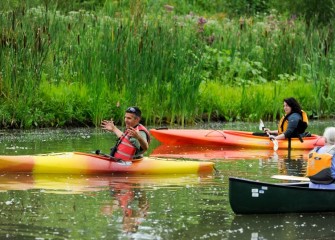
<box><xmin>198</xmin><ymin>17</ymin><xmax>207</xmax><ymax>26</ymax></box>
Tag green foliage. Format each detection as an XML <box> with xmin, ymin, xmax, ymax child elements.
<box><xmin>1</xmin><ymin>0</ymin><xmax>105</xmax><ymax>12</ymax></box>
<box><xmin>271</xmin><ymin>0</ymin><xmax>335</xmax><ymax>26</ymax></box>
<box><xmin>142</xmin><ymin>0</ymin><xmax>225</xmax><ymax>15</ymax></box>
<box><xmin>201</xmin><ymin>46</ymin><xmax>267</xmax><ymax>86</ymax></box>
<box><xmin>37</xmin><ymin>81</ymin><xmax>90</xmax><ymax>127</ymax></box>
<box><xmin>222</xmin><ymin>0</ymin><xmax>271</xmax><ymax>16</ymax></box>
<box><xmin>198</xmin><ymin>80</ymin><xmax>316</xmax><ymax>122</ymax></box>
<box><xmin>1</xmin><ymin>1</ymin><xmax>335</xmax><ymax>128</ymax></box>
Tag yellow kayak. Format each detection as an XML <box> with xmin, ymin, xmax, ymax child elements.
<box><xmin>0</xmin><ymin>152</ymin><xmax>214</xmax><ymax>175</ymax></box>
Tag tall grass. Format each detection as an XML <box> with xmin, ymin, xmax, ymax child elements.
<box><xmin>199</xmin><ymin>80</ymin><xmax>316</xmax><ymax>122</ymax></box>
<box><xmin>0</xmin><ymin>3</ymin><xmax>335</xmax><ymax>128</ymax></box>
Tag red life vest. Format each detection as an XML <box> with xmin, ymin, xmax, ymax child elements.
<box><xmin>113</xmin><ymin>124</ymin><xmax>150</xmax><ymax>161</ymax></box>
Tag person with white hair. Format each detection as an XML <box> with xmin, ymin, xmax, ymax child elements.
<box><xmin>307</xmin><ymin>127</ymin><xmax>335</xmax><ymax>189</ymax></box>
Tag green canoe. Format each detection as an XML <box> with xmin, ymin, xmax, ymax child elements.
<box><xmin>229</xmin><ymin>177</ymin><xmax>335</xmax><ymax>214</ymax></box>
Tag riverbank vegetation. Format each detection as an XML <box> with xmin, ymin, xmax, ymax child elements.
<box><xmin>1</xmin><ymin>0</ymin><xmax>335</xmax><ymax>128</ymax></box>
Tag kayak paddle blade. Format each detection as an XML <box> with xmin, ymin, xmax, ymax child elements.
<box><xmin>273</xmin><ymin>139</ymin><xmax>279</xmax><ymax>151</ymax></box>
<box><xmin>259</xmin><ymin>119</ymin><xmax>265</xmax><ymax>131</ymax></box>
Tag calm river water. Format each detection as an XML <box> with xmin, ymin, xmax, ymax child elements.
<box><xmin>0</xmin><ymin>121</ymin><xmax>334</xmax><ymax>239</ymax></box>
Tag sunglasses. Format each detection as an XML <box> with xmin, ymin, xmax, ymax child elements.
<box><xmin>126</xmin><ymin>107</ymin><xmax>137</xmax><ymax>113</ymax></box>
<box><xmin>126</xmin><ymin>107</ymin><xmax>141</xmax><ymax>117</ymax></box>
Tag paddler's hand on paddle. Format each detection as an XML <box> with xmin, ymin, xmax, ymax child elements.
<box><xmin>263</xmin><ymin>128</ymin><xmax>270</xmax><ymax>134</ymax></box>
<box><xmin>101</xmin><ymin>119</ymin><xmax>116</xmax><ymax>132</ymax></box>
<box><xmin>268</xmin><ymin>134</ymin><xmax>279</xmax><ymax>151</ymax></box>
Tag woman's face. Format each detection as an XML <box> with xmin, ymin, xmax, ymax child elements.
<box><xmin>283</xmin><ymin>101</ymin><xmax>292</xmax><ymax>115</ymax></box>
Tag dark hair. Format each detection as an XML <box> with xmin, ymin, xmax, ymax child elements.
<box><xmin>284</xmin><ymin>97</ymin><xmax>302</xmax><ymax>113</ymax></box>
<box><xmin>126</xmin><ymin>106</ymin><xmax>141</xmax><ymax>117</ymax></box>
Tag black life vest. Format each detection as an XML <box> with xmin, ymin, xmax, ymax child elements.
<box><xmin>278</xmin><ymin>110</ymin><xmax>308</xmax><ymax>135</ymax></box>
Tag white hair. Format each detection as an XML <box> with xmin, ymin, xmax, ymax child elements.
<box><xmin>323</xmin><ymin>127</ymin><xmax>335</xmax><ymax>145</ymax></box>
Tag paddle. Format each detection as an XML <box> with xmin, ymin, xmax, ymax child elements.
<box><xmin>259</xmin><ymin>120</ymin><xmax>279</xmax><ymax>151</ymax></box>
<box><xmin>94</xmin><ymin>150</ymin><xmax>132</xmax><ymax>166</ymax></box>
<box><xmin>271</xmin><ymin>175</ymin><xmax>310</xmax><ymax>182</ymax></box>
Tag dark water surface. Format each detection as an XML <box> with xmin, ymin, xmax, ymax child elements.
<box><xmin>0</xmin><ymin>121</ymin><xmax>334</xmax><ymax>239</ymax></box>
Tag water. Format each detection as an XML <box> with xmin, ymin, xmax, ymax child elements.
<box><xmin>0</xmin><ymin>121</ymin><xmax>334</xmax><ymax>239</ymax></box>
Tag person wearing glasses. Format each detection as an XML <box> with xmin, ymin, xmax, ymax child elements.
<box><xmin>101</xmin><ymin>106</ymin><xmax>150</xmax><ymax>161</ymax></box>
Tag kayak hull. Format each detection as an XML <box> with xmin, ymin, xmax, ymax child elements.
<box><xmin>150</xmin><ymin>129</ymin><xmax>324</xmax><ymax>149</ymax></box>
<box><xmin>0</xmin><ymin>152</ymin><xmax>214</xmax><ymax>175</ymax></box>
<box><xmin>229</xmin><ymin>177</ymin><xmax>335</xmax><ymax>214</ymax></box>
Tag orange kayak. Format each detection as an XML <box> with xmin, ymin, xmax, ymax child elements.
<box><xmin>150</xmin><ymin>129</ymin><xmax>325</xmax><ymax>150</ymax></box>
<box><xmin>0</xmin><ymin>152</ymin><xmax>214</xmax><ymax>174</ymax></box>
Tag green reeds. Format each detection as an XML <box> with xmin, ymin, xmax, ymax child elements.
<box><xmin>0</xmin><ymin>3</ymin><xmax>334</xmax><ymax>128</ymax></box>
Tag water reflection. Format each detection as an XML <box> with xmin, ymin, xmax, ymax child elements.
<box><xmin>151</xmin><ymin>144</ymin><xmax>309</xmax><ymax>161</ymax></box>
<box><xmin>0</xmin><ymin>173</ymin><xmax>112</xmax><ymax>193</ymax></box>
<box><xmin>0</xmin><ymin>173</ymin><xmax>219</xmax><ymax>238</ymax></box>
<box><xmin>229</xmin><ymin>213</ymin><xmax>335</xmax><ymax>239</ymax></box>
<box><xmin>102</xmin><ymin>182</ymin><xmax>149</xmax><ymax>233</ymax></box>
<box><xmin>0</xmin><ymin>173</ymin><xmax>213</xmax><ymax>193</ymax></box>
<box><xmin>277</xmin><ymin>157</ymin><xmax>307</xmax><ymax>177</ymax></box>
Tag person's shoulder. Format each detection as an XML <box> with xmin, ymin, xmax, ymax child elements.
<box><xmin>289</xmin><ymin>112</ymin><xmax>302</xmax><ymax>119</ymax></box>
<box><xmin>313</xmin><ymin>145</ymin><xmax>335</xmax><ymax>154</ymax></box>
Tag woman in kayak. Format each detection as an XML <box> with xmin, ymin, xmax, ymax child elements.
<box><xmin>101</xmin><ymin>106</ymin><xmax>151</xmax><ymax>161</ymax></box>
<box><xmin>307</xmin><ymin>127</ymin><xmax>335</xmax><ymax>189</ymax></box>
<box><xmin>264</xmin><ymin>97</ymin><xmax>308</xmax><ymax>141</ymax></box>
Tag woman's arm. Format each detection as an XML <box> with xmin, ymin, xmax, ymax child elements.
<box><xmin>263</xmin><ymin>128</ymin><xmax>278</xmax><ymax>135</ymax></box>
<box><xmin>269</xmin><ymin>113</ymin><xmax>301</xmax><ymax>140</ymax></box>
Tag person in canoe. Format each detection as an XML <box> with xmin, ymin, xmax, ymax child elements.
<box><xmin>307</xmin><ymin>127</ymin><xmax>335</xmax><ymax>189</ymax></box>
<box><xmin>263</xmin><ymin>97</ymin><xmax>308</xmax><ymax>141</ymax></box>
<box><xmin>101</xmin><ymin>106</ymin><xmax>151</xmax><ymax>161</ymax></box>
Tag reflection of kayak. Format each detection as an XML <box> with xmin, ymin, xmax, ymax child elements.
<box><xmin>0</xmin><ymin>152</ymin><xmax>214</xmax><ymax>175</ymax></box>
<box><xmin>0</xmin><ymin>173</ymin><xmax>212</xmax><ymax>193</ymax></box>
<box><xmin>229</xmin><ymin>214</ymin><xmax>335</xmax><ymax>239</ymax></box>
<box><xmin>150</xmin><ymin>129</ymin><xmax>324</xmax><ymax>149</ymax></box>
<box><xmin>229</xmin><ymin>177</ymin><xmax>335</xmax><ymax>214</ymax></box>
<box><xmin>151</xmin><ymin>144</ymin><xmax>309</xmax><ymax>160</ymax></box>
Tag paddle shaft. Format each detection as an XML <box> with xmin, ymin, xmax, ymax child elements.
<box><xmin>259</xmin><ymin>119</ymin><xmax>278</xmax><ymax>151</ymax></box>
<box><xmin>271</xmin><ymin>175</ymin><xmax>310</xmax><ymax>182</ymax></box>
<box><xmin>94</xmin><ymin>150</ymin><xmax>132</xmax><ymax>165</ymax></box>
